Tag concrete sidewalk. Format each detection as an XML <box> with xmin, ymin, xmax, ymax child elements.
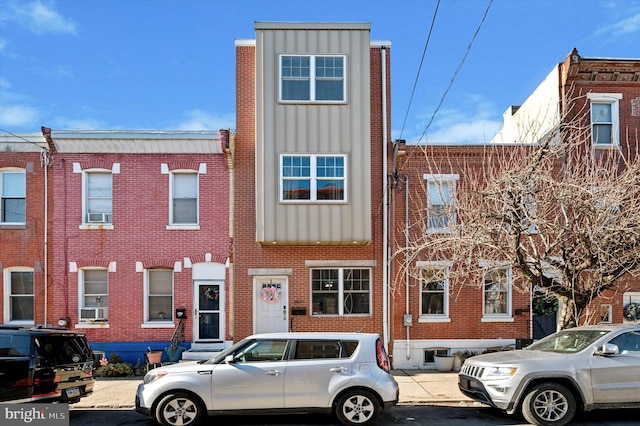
<box><xmin>71</xmin><ymin>369</ymin><xmax>471</xmax><ymax>409</ymax></box>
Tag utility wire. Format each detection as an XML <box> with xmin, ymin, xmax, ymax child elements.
<box><xmin>417</xmin><ymin>0</ymin><xmax>494</xmax><ymax>144</ymax></box>
<box><xmin>399</xmin><ymin>0</ymin><xmax>441</xmax><ymax>141</ymax></box>
<box><xmin>0</xmin><ymin>127</ymin><xmax>48</xmax><ymax>150</ymax></box>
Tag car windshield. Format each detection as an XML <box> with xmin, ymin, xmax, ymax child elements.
<box><xmin>526</xmin><ymin>329</ymin><xmax>610</xmax><ymax>353</ymax></box>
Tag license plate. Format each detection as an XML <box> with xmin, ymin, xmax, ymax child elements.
<box><xmin>66</xmin><ymin>387</ymin><xmax>81</xmax><ymax>398</ymax></box>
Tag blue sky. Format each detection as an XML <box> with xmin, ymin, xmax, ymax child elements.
<box><xmin>1</xmin><ymin>0</ymin><xmax>639</xmax><ymax>144</ymax></box>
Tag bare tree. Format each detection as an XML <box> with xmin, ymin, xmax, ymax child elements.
<box><xmin>392</xmin><ymin>92</ymin><xmax>640</xmax><ymax>330</ymax></box>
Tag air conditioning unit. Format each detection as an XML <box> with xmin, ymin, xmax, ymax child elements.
<box><xmin>80</xmin><ymin>307</ymin><xmax>107</xmax><ymax>321</ymax></box>
<box><xmin>88</xmin><ymin>213</ymin><xmax>108</xmax><ymax>223</ymax></box>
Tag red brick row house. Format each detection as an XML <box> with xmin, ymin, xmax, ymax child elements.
<box><xmin>0</xmin><ymin>133</ymin><xmax>53</xmax><ymax>328</ymax></box>
<box><xmin>388</xmin><ymin>49</ymin><xmax>640</xmax><ymax>368</ymax></box>
<box><xmin>231</xmin><ymin>22</ymin><xmax>392</xmax><ymax>348</ymax></box>
<box><xmin>39</xmin><ymin>129</ymin><xmax>231</xmax><ymax>363</ymax></box>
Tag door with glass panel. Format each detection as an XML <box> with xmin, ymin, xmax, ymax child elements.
<box><xmin>195</xmin><ymin>280</ymin><xmax>223</xmax><ymax>341</ymax></box>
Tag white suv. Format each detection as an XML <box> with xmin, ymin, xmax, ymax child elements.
<box><xmin>136</xmin><ymin>332</ymin><xmax>398</xmax><ymax>426</ymax></box>
<box><xmin>459</xmin><ymin>324</ymin><xmax>640</xmax><ymax>426</ymax></box>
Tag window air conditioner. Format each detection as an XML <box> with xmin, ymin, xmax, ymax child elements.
<box><xmin>80</xmin><ymin>307</ymin><xmax>107</xmax><ymax>321</ymax></box>
<box><xmin>88</xmin><ymin>213</ymin><xmax>108</xmax><ymax>223</ymax></box>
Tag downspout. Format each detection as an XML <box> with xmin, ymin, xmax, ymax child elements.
<box><xmin>405</xmin><ymin>174</ymin><xmax>411</xmax><ymax>359</ymax></box>
<box><xmin>381</xmin><ymin>46</ymin><xmax>389</xmax><ymax>351</ymax></box>
<box><xmin>42</xmin><ymin>149</ymin><xmax>48</xmax><ymax>325</ymax></box>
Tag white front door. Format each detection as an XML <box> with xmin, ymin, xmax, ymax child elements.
<box><xmin>255</xmin><ymin>278</ymin><xmax>288</xmax><ymax>333</ymax></box>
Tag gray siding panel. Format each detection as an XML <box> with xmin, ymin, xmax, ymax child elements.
<box><xmin>256</xmin><ymin>24</ymin><xmax>372</xmax><ymax>244</ymax></box>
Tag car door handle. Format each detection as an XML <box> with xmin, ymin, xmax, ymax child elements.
<box><xmin>265</xmin><ymin>370</ymin><xmax>282</xmax><ymax>376</ymax></box>
<box><xmin>197</xmin><ymin>371</ymin><xmax>212</xmax><ymax>375</ymax></box>
<box><xmin>330</xmin><ymin>367</ymin><xmax>348</xmax><ymax>373</ymax></box>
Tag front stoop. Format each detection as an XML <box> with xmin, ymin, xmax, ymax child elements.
<box><xmin>181</xmin><ymin>342</ymin><xmax>226</xmax><ymax>361</ymax></box>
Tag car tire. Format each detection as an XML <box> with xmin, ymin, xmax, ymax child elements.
<box><xmin>334</xmin><ymin>389</ymin><xmax>380</xmax><ymax>426</ymax></box>
<box><xmin>521</xmin><ymin>382</ymin><xmax>577</xmax><ymax>426</ymax></box>
<box><xmin>154</xmin><ymin>391</ymin><xmax>205</xmax><ymax>426</ymax></box>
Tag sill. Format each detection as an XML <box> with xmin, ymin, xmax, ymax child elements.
<box><xmin>76</xmin><ymin>322</ymin><xmax>110</xmax><ymax>329</ymax></box>
<box><xmin>481</xmin><ymin>316</ymin><xmax>514</xmax><ymax>323</ymax></box>
<box><xmin>166</xmin><ymin>225</ymin><xmax>200</xmax><ymax>230</ymax></box>
<box><xmin>141</xmin><ymin>322</ymin><xmax>175</xmax><ymax>328</ymax></box>
<box><xmin>0</xmin><ymin>224</ymin><xmax>27</xmax><ymax>229</ymax></box>
<box><xmin>426</xmin><ymin>228</ymin><xmax>452</xmax><ymax>234</ymax></box>
<box><xmin>418</xmin><ymin>316</ymin><xmax>451</xmax><ymax>323</ymax></box>
<box><xmin>593</xmin><ymin>143</ymin><xmax>620</xmax><ymax>150</ymax></box>
<box><xmin>79</xmin><ymin>224</ymin><xmax>114</xmax><ymax>230</ymax></box>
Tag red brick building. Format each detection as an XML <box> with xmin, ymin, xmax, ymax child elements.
<box><xmin>42</xmin><ymin>129</ymin><xmax>231</xmax><ymax>363</ymax></box>
<box><xmin>231</xmin><ymin>23</ymin><xmax>393</xmax><ymax>346</ymax></box>
<box><xmin>0</xmin><ymin>133</ymin><xmax>53</xmax><ymax>327</ymax></box>
<box><xmin>388</xmin><ymin>49</ymin><xmax>640</xmax><ymax>369</ymax></box>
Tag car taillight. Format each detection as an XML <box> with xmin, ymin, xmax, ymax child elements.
<box><xmin>376</xmin><ymin>339</ymin><xmax>390</xmax><ymax>372</ymax></box>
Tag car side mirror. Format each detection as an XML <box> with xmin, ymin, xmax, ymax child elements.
<box><xmin>595</xmin><ymin>343</ymin><xmax>619</xmax><ymax>356</ymax></box>
<box><xmin>224</xmin><ymin>355</ymin><xmax>236</xmax><ymax>364</ymax></box>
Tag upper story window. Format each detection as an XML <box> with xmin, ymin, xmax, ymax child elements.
<box><xmin>424</xmin><ymin>174</ymin><xmax>458</xmax><ymax>232</ymax></box>
<box><xmin>587</xmin><ymin>93</ymin><xmax>621</xmax><ymax>147</ymax></box>
<box><xmin>146</xmin><ymin>269</ymin><xmax>173</xmax><ymax>323</ymax></box>
<box><xmin>85</xmin><ymin>171</ymin><xmax>112</xmax><ymax>224</ymax></box>
<box><xmin>280</xmin><ymin>55</ymin><xmax>346</xmax><ymax>102</ymax></box>
<box><xmin>311</xmin><ymin>268</ymin><xmax>370</xmax><ymax>316</ymax></box>
<box><xmin>281</xmin><ymin>154</ymin><xmax>346</xmax><ymax>202</ymax></box>
<box><xmin>482</xmin><ymin>264</ymin><xmax>512</xmax><ymax>317</ymax></box>
<box><xmin>3</xmin><ymin>269</ymin><xmax>34</xmax><ymax>323</ymax></box>
<box><xmin>171</xmin><ymin>172</ymin><xmax>198</xmax><ymax>225</ymax></box>
<box><xmin>79</xmin><ymin>269</ymin><xmax>108</xmax><ymax>322</ymax></box>
<box><xmin>420</xmin><ymin>265</ymin><xmax>450</xmax><ymax>318</ymax></box>
<box><xmin>1</xmin><ymin>169</ymin><xmax>26</xmax><ymax>224</ymax></box>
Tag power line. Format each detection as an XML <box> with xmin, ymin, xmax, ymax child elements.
<box><xmin>399</xmin><ymin>0</ymin><xmax>441</xmax><ymax>141</ymax></box>
<box><xmin>417</xmin><ymin>0</ymin><xmax>494</xmax><ymax>144</ymax></box>
<box><xmin>0</xmin><ymin>127</ymin><xmax>48</xmax><ymax>150</ymax></box>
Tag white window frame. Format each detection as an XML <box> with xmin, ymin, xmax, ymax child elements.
<box><xmin>423</xmin><ymin>174</ymin><xmax>459</xmax><ymax>233</ymax></box>
<box><xmin>82</xmin><ymin>169</ymin><xmax>113</xmax><ymax>227</ymax></box>
<box><xmin>3</xmin><ymin>268</ymin><xmax>34</xmax><ymax>324</ymax></box>
<box><xmin>480</xmin><ymin>261</ymin><xmax>513</xmax><ymax>321</ymax></box>
<box><xmin>280</xmin><ymin>54</ymin><xmax>346</xmax><ymax>103</ymax></box>
<box><xmin>144</xmin><ymin>268</ymin><xmax>174</xmax><ymax>326</ymax></box>
<box><xmin>0</xmin><ymin>168</ymin><xmax>26</xmax><ymax>225</ymax></box>
<box><xmin>600</xmin><ymin>304</ymin><xmax>612</xmax><ymax>323</ymax></box>
<box><xmin>78</xmin><ymin>268</ymin><xmax>109</xmax><ymax>323</ymax></box>
<box><xmin>587</xmin><ymin>93</ymin><xmax>621</xmax><ymax>147</ymax></box>
<box><xmin>280</xmin><ymin>154</ymin><xmax>347</xmax><ymax>203</ymax></box>
<box><xmin>310</xmin><ymin>268</ymin><xmax>371</xmax><ymax>316</ymax></box>
<box><xmin>169</xmin><ymin>170</ymin><xmax>199</xmax><ymax>227</ymax></box>
<box><xmin>417</xmin><ymin>261</ymin><xmax>451</xmax><ymax>323</ymax></box>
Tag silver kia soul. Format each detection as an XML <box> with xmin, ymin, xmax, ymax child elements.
<box><xmin>136</xmin><ymin>332</ymin><xmax>399</xmax><ymax>426</ymax></box>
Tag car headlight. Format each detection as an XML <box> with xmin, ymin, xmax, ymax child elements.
<box><xmin>143</xmin><ymin>371</ymin><xmax>167</xmax><ymax>384</ymax></box>
<box><xmin>484</xmin><ymin>366</ymin><xmax>518</xmax><ymax>378</ymax></box>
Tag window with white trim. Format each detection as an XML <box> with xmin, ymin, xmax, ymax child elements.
<box><xmin>420</xmin><ymin>266</ymin><xmax>449</xmax><ymax>317</ymax></box>
<box><xmin>84</xmin><ymin>171</ymin><xmax>112</xmax><ymax>224</ymax></box>
<box><xmin>146</xmin><ymin>269</ymin><xmax>173</xmax><ymax>322</ymax></box>
<box><xmin>170</xmin><ymin>171</ymin><xmax>198</xmax><ymax>224</ymax></box>
<box><xmin>311</xmin><ymin>268</ymin><xmax>370</xmax><ymax>316</ymax></box>
<box><xmin>587</xmin><ymin>93</ymin><xmax>621</xmax><ymax>146</ymax></box>
<box><xmin>4</xmin><ymin>269</ymin><xmax>34</xmax><ymax>323</ymax></box>
<box><xmin>424</xmin><ymin>174</ymin><xmax>458</xmax><ymax>231</ymax></box>
<box><xmin>482</xmin><ymin>265</ymin><xmax>512</xmax><ymax>317</ymax></box>
<box><xmin>280</xmin><ymin>55</ymin><xmax>345</xmax><ymax>102</ymax></box>
<box><xmin>281</xmin><ymin>155</ymin><xmax>346</xmax><ymax>202</ymax></box>
<box><xmin>1</xmin><ymin>169</ymin><xmax>26</xmax><ymax>224</ymax></box>
<box><xmin>79</xmin><ymin>269</ymin><xmax>108</xmax><ymax>322</ymax></box>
